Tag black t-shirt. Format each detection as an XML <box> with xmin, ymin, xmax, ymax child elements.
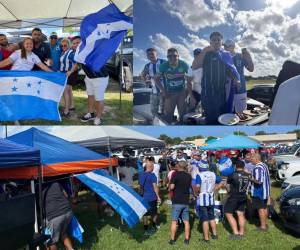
<box><xmin>32</xmin><ymin>42</ymin><xmax>51</xmax><ymax>70</ymax></box>
<box><xmin>158</xmin><ymin>157</ymin><xmax>168</xmax><ymax>172</ymax></box>
<box><xmin>227</xmin><ymin>170</ymin><xmax>250</xmax><ymax>199</ymax></box>
<box><xmin>42</xmin><ymin>182</ymin><xmax>71</xmax><ymax>220</ymax></box>
<box><xmin>82</xmin><ymin>64</ymin><xmax>109</xmax><ymax>78</ymax></box>
<box><xmin>171</xmin><ymin>171</ymin><xmax>191</xmax><ymax>205</ymax></box>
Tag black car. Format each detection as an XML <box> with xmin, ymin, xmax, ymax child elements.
<box><xmin>247</xmin><ymin>84</ymin><xmax>275</xmax><ymax>107</ymax></box>
<box><xmin>279</xmin><ymin>186</ymin><xmax>300</xmax><ymax>234</ymax></box>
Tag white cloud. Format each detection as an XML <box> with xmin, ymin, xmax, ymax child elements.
<box><xmin>162</xmin><ymin>0</ymin><xmax>233</xmax><ymax>31</ymax></box>
<box><xmin>133</xmin><ymin>48</ymin><xmax>147</xmax><ymax>63</ymax></box>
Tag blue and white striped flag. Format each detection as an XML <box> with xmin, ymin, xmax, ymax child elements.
<box><xmin>75</xmin><ymin>3</ymin><xmax>133</xmax><ymax>72</ymax></box>
<box><xmin>76</xmin><ymin>169</ymin><xmax>149</xmax><ymax>228</ymax></box>
<box><xmin>0</xmin><ymin>70</ymin><xmax>66</xmax><ymax>121</ymax></box>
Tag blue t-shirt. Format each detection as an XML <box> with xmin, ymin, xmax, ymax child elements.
<box><xmin>50</xmin><ymin>42</ymin><xmax>62</xmax><ymax>71</ymax></box>
<box><xmin>136</xmin><ymin>159</ymin><xmax>143</xmax><ymax>173</ymax></box>
<box><xmin>138</xmin><ymin>172</ymin><xmax>157</xmax><ymax>202</ymax></box>
<box><xmin>233</xmin><ymin>53</ymin><xmax>248</xmax><ymax>94</ymax></box>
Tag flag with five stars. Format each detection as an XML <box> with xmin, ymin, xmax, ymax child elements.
<box><xmin>76</xmin><ymin>169</ymin><xmax>149</xmax><ymax>228</ymax></box>
<box><xmin>0</xmin><ymin>70</ymin><xmax>66</xmax><ymax>121</ymax></box>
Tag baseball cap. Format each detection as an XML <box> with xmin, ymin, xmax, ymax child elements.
<box><xmin>224</xmin><ymin>39</ymin><xmax>235</xmax><ymax>47</ymax></box>
<box><xmin>50</xmin><ymin>32</ymin><xmax>58</xmax><ymax>38</ymax></box>
<box><xmin>193</xmin><ymin>48</ymin><xmax>202</xmax><ymax>57</ymax></box>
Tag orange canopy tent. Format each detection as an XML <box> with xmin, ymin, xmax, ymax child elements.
<box><xmin>0</xmin><ymin>128</ymin><xmax>117</xmax><ymax>179</ymax></box>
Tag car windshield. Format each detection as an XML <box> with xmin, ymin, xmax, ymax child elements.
<box><xmin>276</xmin><ymin>144</ymin><xmax>300</xmax><ymax>155</ymax></box>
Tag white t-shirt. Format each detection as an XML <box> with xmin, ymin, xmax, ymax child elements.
<box><xmin>9</xmin><ymin>50</ymin><xmax>41</xmax><ymax>71</ymax></box>
<box><xmin>119</xmin><ymin>167</ymin><xmax>135</xmax><ymax>187</ymax></box>
<box><xmin>152</xmin><ymin>163</ymin><xmax>160</xmax><ymax>184</ymax></box>
<box><xmin>187</xmin><ymin>67</ymin><xmax>202</xmax><ymax>94</ymax></box>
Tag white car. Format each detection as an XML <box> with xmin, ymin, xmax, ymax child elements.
<box><xmin>281</xmin><ymin>175</ymin><xmax>300</xmax><ymax>190</ymax></box>
<box><xmin>274</xmin><ymin>145</ymin><xmax>300</xmax><ymax>180</ymax></box>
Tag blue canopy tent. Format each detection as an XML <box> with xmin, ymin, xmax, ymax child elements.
<box><xmin>2</xmin><ymin>128</ymin><xmax>117</xmax><ymax>179</ymax></box>
<box><xmin>201</xmin><ymin>134</ymin><xmax>261</xmax><ymax>150</ymax></box>
<box><xmin>0</xmin><ymin>138</ymin><xmax>40</xmax><ymax>168</ymax></box>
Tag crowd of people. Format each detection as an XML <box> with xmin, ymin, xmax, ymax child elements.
<box><xmin>141</xmin><ymin>31</ymin><xmax>254</xmax><ymax>124</ymax></box>
<box><xmin>136</xmin><ymin>149</ymin><xmax>271</xmax><ymax>245</ymax></box>
<box><xmin>0</xmin><ymin>27</ymin><xmax>110</xmax><ymax>124</ymax></box>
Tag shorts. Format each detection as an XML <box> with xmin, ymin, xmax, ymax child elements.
<box><xmin>197</xmin><ymin>206</ymin><xmax>215</xmax><ymax>222</ymax></box>
<box><xmin>145</xmin><ymin>200</ymin><xmax>157</xmax><ymax>216</ymax></box>
<box><xmin>85</xmin><ymin>76</ymin><xmax>109</xmax><ymax>101</ymax></box>
<box><xmin>46</xmin><ymin>211</ymin><xmax>73</xmax><ymax>246</ymax></box>
<box><xmin>252</xmin><ymin>197</ymin><xmax>268</xmax><ymax>210</ymax></box>
<box><xmin>224</xmin><ymin>197</ymin><xmax>247</xmax><ymax>214</ymax></box>
<box><xmin>66</xmin><ymin>71</ymin><xmax>78</xmax><ymax>86</ymax></box>
<box><xmin>233</xmin><ymin>92</ymin><xmax>247</xmax><ymax>113</ymax></box>
<box><xmin>172</xmin><ymin>204</ymin><xmax>189</xmax><ymax>221</ymax></box>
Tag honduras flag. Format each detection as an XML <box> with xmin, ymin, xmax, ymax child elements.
<box><xmin>75</xmin><ymin>3</ymin><xmax>133</xmax><ymax>72</ymax></box>
<box><xmin>0</xmin><ymin>70</ymin><xmax>66</xmax><ymax>122</ymax></box>
<box><xmin>76</xmin><ymin>169</ymin><xmax>149</xmax><ymax>228</ymax></box>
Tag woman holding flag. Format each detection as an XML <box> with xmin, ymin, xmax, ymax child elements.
<box><xmin>0</xmin><ymin>37</ymin><xmax>52</xmax><ymax>72</ymax></box>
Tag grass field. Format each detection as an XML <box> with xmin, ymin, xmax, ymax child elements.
<box><xmin>1</xmin><ymin>78</ymin><xmax>133</xmax><ymax>125</ymax></box>
<box><xmin>67</xmin><ymin>180</ymin><xmax>300</xmax><ymax>250</ymax></box>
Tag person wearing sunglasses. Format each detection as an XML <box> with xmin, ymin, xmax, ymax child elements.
<box><xmin>224</xmin><ymin>39</ymin><xmax>254</xmax><ymax>121</ymax></box>
<box><xmin>155</xmin><ymin>48</ymin><xmax>194</xmax><ymax>124</ymax></box>
<box><xmin>59</xmin><ymin>37</ymin><xmax>80</xmax><ymax>118</ymax></box>
<box><xmin>49</xmin><ymin>32</ymin><xmax>62</xmax><ymax>72</ymax></box>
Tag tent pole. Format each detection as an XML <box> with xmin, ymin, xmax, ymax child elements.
<box><xmin>119</xmin><ymin>42</ymin><xmax>123</xmax><ymax>109</ymax></box>
<box><xmin>38</xmin><ymin>164</ymin><xmax>43</xmax><ymax>231</ymax></box>
<box><xmin>31</xmin><ymin>180</ymin><xmax>40</xmax><ymax>250</ymax></box>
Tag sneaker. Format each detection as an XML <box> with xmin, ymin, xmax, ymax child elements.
<box><xmin>62</xmin><ymin>112</ymin><xmax>71</xmax><ymax>118</ymax></box>
<box><xmin>184</xmin><ymin>239</ymin><xmax>189</xmax><ymax>245</ymax></box>
<box><xmin>168</xmin><ymin>240</ymin><xmax>175</xmax><ymax>245</ymax></box>
<box><xmin>80</xmin><ymin>112</ymin><xmax>95</xmax><ymax>122</ymax></box>
<box><xmin>228</xmin><ymin>234</ymin><xmax>242</xmax><ymax>240</ymax></box>
<box><xmin>201</xmin><ymin>239</ymin><xmax>210</xmax><ymax>244</ymax></box>
<box><xmin>94</xmin><ymin>117</ymin><xmax>102</xmax><ymax>125</ymax></box>
<box><xmin>211</xmin><ymin>234</ymin><xmax>218</xmax><ymax>240</ymax></box>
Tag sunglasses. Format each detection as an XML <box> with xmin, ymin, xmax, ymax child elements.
<box><xmin>167</xmin><ymin>54</ymin><xmax>178</xmax><ymax>58</ymax></box>
<box><xmin>61</xmin><ymin>44</ymin><xmax>68</xmax><ymax>48</ymax></box>
<box><xmin>50</xmin><ymin>37</ymin><xmax>58</xmax><ymax>39</ymax></box>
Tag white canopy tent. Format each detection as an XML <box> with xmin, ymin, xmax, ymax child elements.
<box><xmin>0</xmin><ymin>0</ymin><xmax>133</xmax><ymax>29</ymax></box>
<box><xmin>46</xmin><ymin>126</ymin><xmax>165</xmax><ymax>150</ymax></box>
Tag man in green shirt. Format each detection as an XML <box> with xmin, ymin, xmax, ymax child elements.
<box><xmin>155</xmin><ymin>48</ymin><xmax>194</xmax><ymax>123</ymax></box>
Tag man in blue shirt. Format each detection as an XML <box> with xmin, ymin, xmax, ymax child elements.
<box><xmin>138</xmin><ymin>156</ymin><xmax>161</xmax><ymax>235</ymax></box>
<box><xmin>224</xmin><ymin>39</ymin><xmax>254</xmax><ymax>120</ymax></box>
<box><xmin>49</xmin><ymin>32</ymin><xmax>62</xmax><ymax>72</ymax></box>
<box><xmin>250</xmin><ymin>153</ymin><xmax>271</xmax><ymax>232</ymax></box>
<box><xmin>194</xmin><ymin>163</ymin><xmax>222</xmax><ymax>243</ymax></box>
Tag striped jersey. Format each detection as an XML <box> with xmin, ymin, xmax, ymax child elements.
<box><xmin>60</xmin><ymin>49</ymin><xmax>76</xmax><ymax>72</ymax></box>
<box><xmin>142</xmin><ymin>58</ymin><xmax>166</xmax><ymax>94</ymax></box>
<box><xmin>251</xmin><ymin>162</ymin><xmax>270</xmax><ymax>200</ymax></box>
<box><xmin>190</xmin><ymin>159</ymin><xmax>201</xmax><ymax>182</ymax></box>
<box><xmin>195</xmin><ymin>171</ymin><xmax>222</xmax><ymax>206</ymax></box>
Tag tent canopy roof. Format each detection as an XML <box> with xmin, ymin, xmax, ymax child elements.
<box><xmin>46</xmin><ymin>126</ymin><xmax>165</xmax><ymax>150</ymax></box>
<box><xmin>7</xmin><ymin>127</ymin><xmax>106</xmax><ymax>164</ymax></box>
<box><xmin>0</xmin><ymin>0</ymin><xmax>133</xmax><ymax>29</ymax></box>
<box><xmin>0</xmin><ymin>138</ymin><xmax>40</xmax><ymax>168</ymax></box>
<box><xmin>201</xmin><ymin>134</ymin><xmax>261</xmax><ymax>150</ymax></box>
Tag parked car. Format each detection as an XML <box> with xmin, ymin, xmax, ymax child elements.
<box><xmin>279</xmin><ymin>186</ymin><xmax>300</xmax><ymax>234</ymax></box>
<box><xmin>247</xmin><ymin>83</ymin><xmax>275</xmax><ymax>106</ymax></box>
<box><xmin>281</xmin><ymin>175</ymin><xmax>300</xmax><ymax>190</ymax></box>
<box><xmin>106</xmin><ymin>35</ymin><xmax>133</xmax><ymax>92</ymax></box>
<box><xmin>273</xmin><ymin>144</ymin><xmax>300</xmax><ymax>180</ymax></box>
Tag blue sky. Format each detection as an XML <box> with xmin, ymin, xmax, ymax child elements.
<box><xmin>134</xmin><ymin>0</ymin><xmax>300</xmax><ymax>77</ymax></box>
<box><xmin>129</xmin><ymin>126</ymin><xmax>300</xmax><ymax>138</ymax></box>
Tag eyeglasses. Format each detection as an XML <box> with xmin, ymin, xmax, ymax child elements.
<box><xmin>50</xmin><ymin>37</ymin><xmax>58</xmax><ymax>40</ymax></box>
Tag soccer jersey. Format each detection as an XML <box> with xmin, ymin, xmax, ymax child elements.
<box><xmin>251</xmin><ymin>162</ymin><xmax>270</xmax><ymax>200</ymax></box>
<box><xmin>32</xmin><ymin>42</ymin><xmax>51</xmax><ymax>70</ymax></box>
<box><xmin>232</xmin><ymin>53</ymin><xmax>247</xmax><ymax>94</ymax></box>
<box><xmin>9</xmin><ymin>50</ymin><xmax>41</xmax><ymax>71</ymax></box>
<box><xmin>190</xmin><ymin>159</ymin><xmax>201</xmax><ymax>181</ymax></box>
<box><xmin>60</xmin><ymin>49</ymin><xmax>76</xmax><ymax>72</ymax></box>
<box><xmin>227</xmin><ymin>170</ymin><xmax>250</xmax><ymax>199</ymax></box>
<box><xmin>195</xmin><ymin>171</ymin><xmax>222</xmax><ymax>206</ymax></box>
<box><xmin>158</xmin><ymin>60</ymin><xmax>189</xmax><ymax>92</ymax></box>
<box><xmin>143</xmin><ymin>58</ymin><xmax>166</xmax><ymax>94</ymax></box>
